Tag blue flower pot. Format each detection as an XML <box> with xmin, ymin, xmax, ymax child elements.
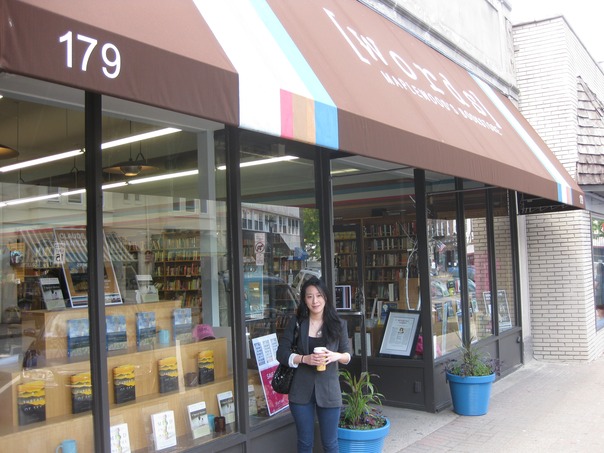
<box><xmin>446</xmin><ymin>372</ymin><xmax>496</xmax><ymax>416</ymax></box>
<box><xmin>337</xmin><ymin>418</ymin><xmax>390</xmax><ymax>453</ymax></box>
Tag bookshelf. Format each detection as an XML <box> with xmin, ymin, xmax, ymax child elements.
<box><xmin>151</xmin><ymin>231</ymin><xmax>203</xmax><ymax>309</ymax></box>
<box><xmin>363</xmin><ymin>217</ymin><xmax>416</xmax><ymax>302</ymax></box>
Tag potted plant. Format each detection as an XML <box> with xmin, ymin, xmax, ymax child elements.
<box><xmin>338</xmin><ymin>370</ymin><xmax>390</xmax><ymax>453</ymax></box>
<box><xmin>444</xmin><ymin>340</ymin><xmax>501</xmax><ymax>416</ymax></box>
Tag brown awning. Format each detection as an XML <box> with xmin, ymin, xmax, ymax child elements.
<box><xmin>0</xmin><ymin>0</ymin><xmax>584</xmax><ymax>209</ymax></box>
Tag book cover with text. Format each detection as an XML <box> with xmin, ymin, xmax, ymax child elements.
<box><xmin>17</xmin><ymin>380</ymin><xmax>46</xmax><ymax>426</ymax></box>
<box><xmin>70</xmin><ymin>371</ymin><xmax>92</xmax><ymax>414</ymax></box>
<box><xmin>158</xmin><ymin>356</ymin><xmax>179</xmax><ymax>393</ymax></box>
<box><xmin>151</xmin><ymin>410</ymin><xmax>177</xmax><ymax>450</ymax></box>
<box><xmin>197</xmin><ymin>350</ymin><xmax>215</xmax><ymax>384</ymax></box>
<box><xmin>172</xmin><ymin>308</ymin><xmax>193</xmax><ymax>342</ymax></box>
<box><xmin>106</xmin><ymin>315</ymin><xmax>128</xmax><ymax>351</ymax></box>
<box><xmin>113</xmin><ymin>364</ymin><xmax>136</xmax><ymax>404</ymax></box>
<box><xmin>135</xmin><ymin>311</ymin><xmax>156</xmax><ymax>348</ymax></box>
<box><xmin>217</xmin><ymin>390</ymin><xmax>235</xmax><ymax>424</ymax></box>
<box><xmin>110</xmin><ymin>422</ymin><xmax>132</xmax><ymax>453</ymax></box>
<box><xmin>187</xmin><ymin>401</ymin><xmax>210</xmax><ymax>439</ymax></box>
<box><xmin>67</xmin><ymin>318</ymin><xmax>90</xmax><ymax>358</ymax></box>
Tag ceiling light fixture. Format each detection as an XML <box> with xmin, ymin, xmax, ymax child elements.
<box><xmin>216</xmin><ymin>155</ymin><xmax>299</xmax><ymax>171</ymax></box>
<box><xmin>101</xmin><ymin>127</ymin><xmax>180</xmax><ymax>150</ymax></box>
<box><xmin>128</xmin><ymin>169</ymin><xmax>198</xmax><ymax>185</ymax></box>
<box><xmin>104</xmin><ymin>150</ymin><xmax>158</xmax><ymax>177</ymax></box>
<box><xmin>0</xmin><ymin>144</ymin><xmax>18</xmax><ymax>159</ymax></box>
<box><xmin>0</xmin><ymin>149</ymin><xmax>83</xmax><ymax>173</ymax></box>
<box><xmin>0</xmin><ymin>127</ymin><xmax>179</xmax><ymax>174</ymax></box>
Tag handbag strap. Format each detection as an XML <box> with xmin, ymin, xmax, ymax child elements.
<box><xmin>291</xmin><ymin>317</ymin><xmax>300</xmax><ymax>352</ymax></box>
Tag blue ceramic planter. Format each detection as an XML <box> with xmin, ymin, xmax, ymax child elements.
<box><xmin>337</xmin><ymin>418</ymin><xmax>390</xmax><ymax>453</ymax></box>
<box><xmin>446</xmin><ymin>372</ymin><xmax>496</xmax><ymax>416</ymax></box>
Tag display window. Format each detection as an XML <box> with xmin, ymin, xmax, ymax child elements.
<box><xmin>236</xmin><ymin>131</ymin><xmax>320</xmax><ymax>421</ymax></box>
<box><xmin>0</xmin><ymin>76</ymin><xmax>238</xmax><ymax>451</ymax></box>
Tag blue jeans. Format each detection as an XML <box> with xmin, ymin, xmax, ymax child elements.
<box><xmin>289</xmin><ymin>392</ymin><xmax>340</xmax><ymax>453</ymax></box>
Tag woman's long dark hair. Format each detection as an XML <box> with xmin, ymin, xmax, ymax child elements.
<box><xmin>296</xmin><ymin>277</ymin><xmax>341</xmax><ymax>343</ymax></box>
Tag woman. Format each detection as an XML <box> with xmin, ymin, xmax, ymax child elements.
<box><xmin>276</xmin><ymin>277</ymin><xmax>351</xmax><ymax>453</ymax></box>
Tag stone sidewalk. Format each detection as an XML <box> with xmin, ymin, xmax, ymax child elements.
<box><xmin>382</xmin><ymin>355</ymin><xmax>604</xmax><ymax>452</ymax></box>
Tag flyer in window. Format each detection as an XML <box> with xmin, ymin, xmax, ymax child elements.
<box><xmin>251</xmin><ymin>333</ymin><xmax>289</xmax><ymax>416</ymax></box>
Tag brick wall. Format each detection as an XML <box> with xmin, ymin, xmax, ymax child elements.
<box><xmin>514</xmin><ymin>18</ymin><xmax>604</xmax><ymax>361</ymax></box>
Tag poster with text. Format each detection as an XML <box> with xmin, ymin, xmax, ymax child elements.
<box><xmin>54</xmin><ymin>228</ymin><xmax>123</xmax><ymax>307</ymax></box>
<box><xmin>251</xmin><ymin>333</ymin><xmax>289</xmax><ymax>416</ymax></box>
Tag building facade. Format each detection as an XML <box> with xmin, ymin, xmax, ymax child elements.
<box><xmin>0</xmin><ymin>1</ymin><xmax>585</xmax><ymax>452</ymax></box>
<box><xmin>513</xmin><ymin>17</ymin><xmax>604</xmax><ymax>361</ymax></box>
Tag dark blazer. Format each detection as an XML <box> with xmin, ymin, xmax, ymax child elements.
<box><xmin>276</xmin><ymin>316</ymin><xmax>350</xmax><ymax>407</ymax></box>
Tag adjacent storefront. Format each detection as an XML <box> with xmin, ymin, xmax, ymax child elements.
<box><xmin>0</xmin><ymin>1</ymin><xmax>583</xmax><ymax>451</ymax></box>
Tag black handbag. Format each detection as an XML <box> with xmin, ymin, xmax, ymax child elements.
<box><xmin>271</xmin><ymin>319</ymin><xmax>300</xmax><ymax>394</ymax></box>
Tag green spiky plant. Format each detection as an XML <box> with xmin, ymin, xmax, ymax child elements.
<box><xmin>339</xmin><ymin>370</ymin><xmax>387</xmax><ymax>430</ymax></box>
<box><xmin>444</xmin><ymin>340</ymin><xmax>501</xmax><ymax>377</ymax></box>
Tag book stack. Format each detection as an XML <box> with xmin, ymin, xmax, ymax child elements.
<box><xmin>106</xmin><ymin>315</ymin><xmax>127</xmax><ymax>351</ymax></box>
<box><xmin>17</xmin><ymin>380</ymin><xmax>46</xmax><ymax>426</ymax></box>
<box><xmin>172</xmin><ymin>308</ymin><xmax>193</xmax><ymax>342</ymax></box>
<box><xmin>136</xmin><ymin>312</ymin><xmax>156</xmax><ymax>349</ymax></box>
<box><xmin>197</xmin><ymin>350</ymin><xmax>215</xmax><ymax>384</ymax></box>
<box><xmin>157</xmin><ymin>356</ymin><xmax>179</xmax><ymax>393</ymax></box>
<box><xmin>113</xmin><ymin>364</ymin><xmax>136</xmax><ymax>404</ymax></box>
<box><xmin>67</xmin><ymin>318</ymin><xmax>90</xmax><ymax>358</ymax></box>
<box><xmin>70</xmin><ymin>371</ymin><xmax>92</xmax><ymax>414</ymax></box>
<box><xmin>187</xmin><ymin>401</ymin><xmax>210</xmax><ymax>439</ymax></box>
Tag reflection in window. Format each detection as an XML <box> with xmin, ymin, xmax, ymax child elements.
<box><xmin>238</xmin><ymin>132</ymin><xmax>318</xmax><ymax>422</ymax></box>
<box><xmin>592</xmin><ymin>216</ymin><xmax>604</xmax><ymax>329</ymax></box>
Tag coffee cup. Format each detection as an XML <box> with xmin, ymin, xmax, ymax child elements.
<box><xmin>314</xmin><ymin>347</ymin><xmax>327</xmax><ymax>371</ymax></box>
<box><xmin>56</xmin><ymin>439</ymin><xmax>77</xmax><ymax>453</ymax></box>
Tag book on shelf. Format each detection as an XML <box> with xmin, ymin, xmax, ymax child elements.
<box><xmin>187</xmin><ymin>401</ymin><xmax>210</xmax><ymax>439</ymax></box>
<box><xmin>135</xmin><ymin>311</ymin><xmax>156</xmax><ymax>348</ymax></box>
<box><xmin>158</xmin><ymin>356</ymin><xmax>179</xmax><ymax>393</ymax></box>
<box><xmin>248</xmin><ymin>384</ymin><xmax>258</xmax><ymax>416</ymax></box>
<box><xmin>172</xmin><ymin>307</ymin><xmax>193</xmax><ymax>342</ymax></box>
<box><xmin>110</xmin><ymin>422</ymin><xmax>132</xmax><ymax>453</ymax></box>
<box><xmin>197</xmin><ymin>350</ymin><xmax>215</xmax><ymax>384</ymax></box>
<box><xmin>217</xmin><ymin>390</ymin><xmax>235</xmax><ymax>424</ymax></box>
<box><xmin>106</xmin><ymin>315</ymin><xmax>128</xmax><ymax>351</ymax></box>
<box><xmin>67</xmin><ymin>318</ymin><xmax>90</xmax><ymax>358</ymax></box>
<box><xmin>70</xmin><ymin>371</ymin><xmax>92</xmax><ymax>414</ymax></box>
<box><xmin>17</xmin><ymin>380</ymin><xmax>46</xmax><ymax>426</ymax></box>
<box><xmin>151</xmin><ymin>410</ymin><xmax>177</xmax><ymax>451</ymax></box>
<box><xmin>113</xmin><ymin>364</ymin><xmax>136</xmax><ymax>404</ymax></box>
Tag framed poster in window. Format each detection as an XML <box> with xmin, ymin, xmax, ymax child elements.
<box><xmin>378</xmin><ymin>309</ymin><xmax>421</xmax><ymax>358</ymax></box>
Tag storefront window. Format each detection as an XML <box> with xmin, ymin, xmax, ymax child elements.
<box><xmin>101</xmin><ymin>97</ymin><xmax>231</xmax><ymax>450</ymax></box>
<box><xmin>331</xmin><ymin>157</ymin><xmax>417</xmax><ymax>358</ymax></box>
<box><xmin>425</xmin><ymin>175</ymin><xmax>460</xmax><ymax>357</ymax></box>
<box><xmin>493</xmin><ymin>189</ymin><xmax>515</xmax><ymax>333</ymax></box>
<box><xmin>238</xmin><ymin>132</ymin><xmax>319</xmax><ymax>422</ymax></box>
<box><xmin>0</xmin><ymin>88</ymin><xmax>93</xmax><ymax>443</ymax></box>
<box><xmin>463</xmin><ymin>188</ymin><xmax>491</xmax><ymax>341</ymax></box>
<box><xmin>592</xmin><ymin>215</ymin><xmax>604</xmax><ymax>330</ymax></box>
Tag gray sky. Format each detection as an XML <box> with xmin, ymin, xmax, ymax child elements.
<box><xmin>510</xmin><ymin>0</ymin><xmax>604</xmax><ymax>64</ymax></box>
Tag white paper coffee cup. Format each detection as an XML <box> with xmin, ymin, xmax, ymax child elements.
<box><xmin>314</xmin><ymin>347</ymin><xmax>327</xmax><ymax>371</ymax></box>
